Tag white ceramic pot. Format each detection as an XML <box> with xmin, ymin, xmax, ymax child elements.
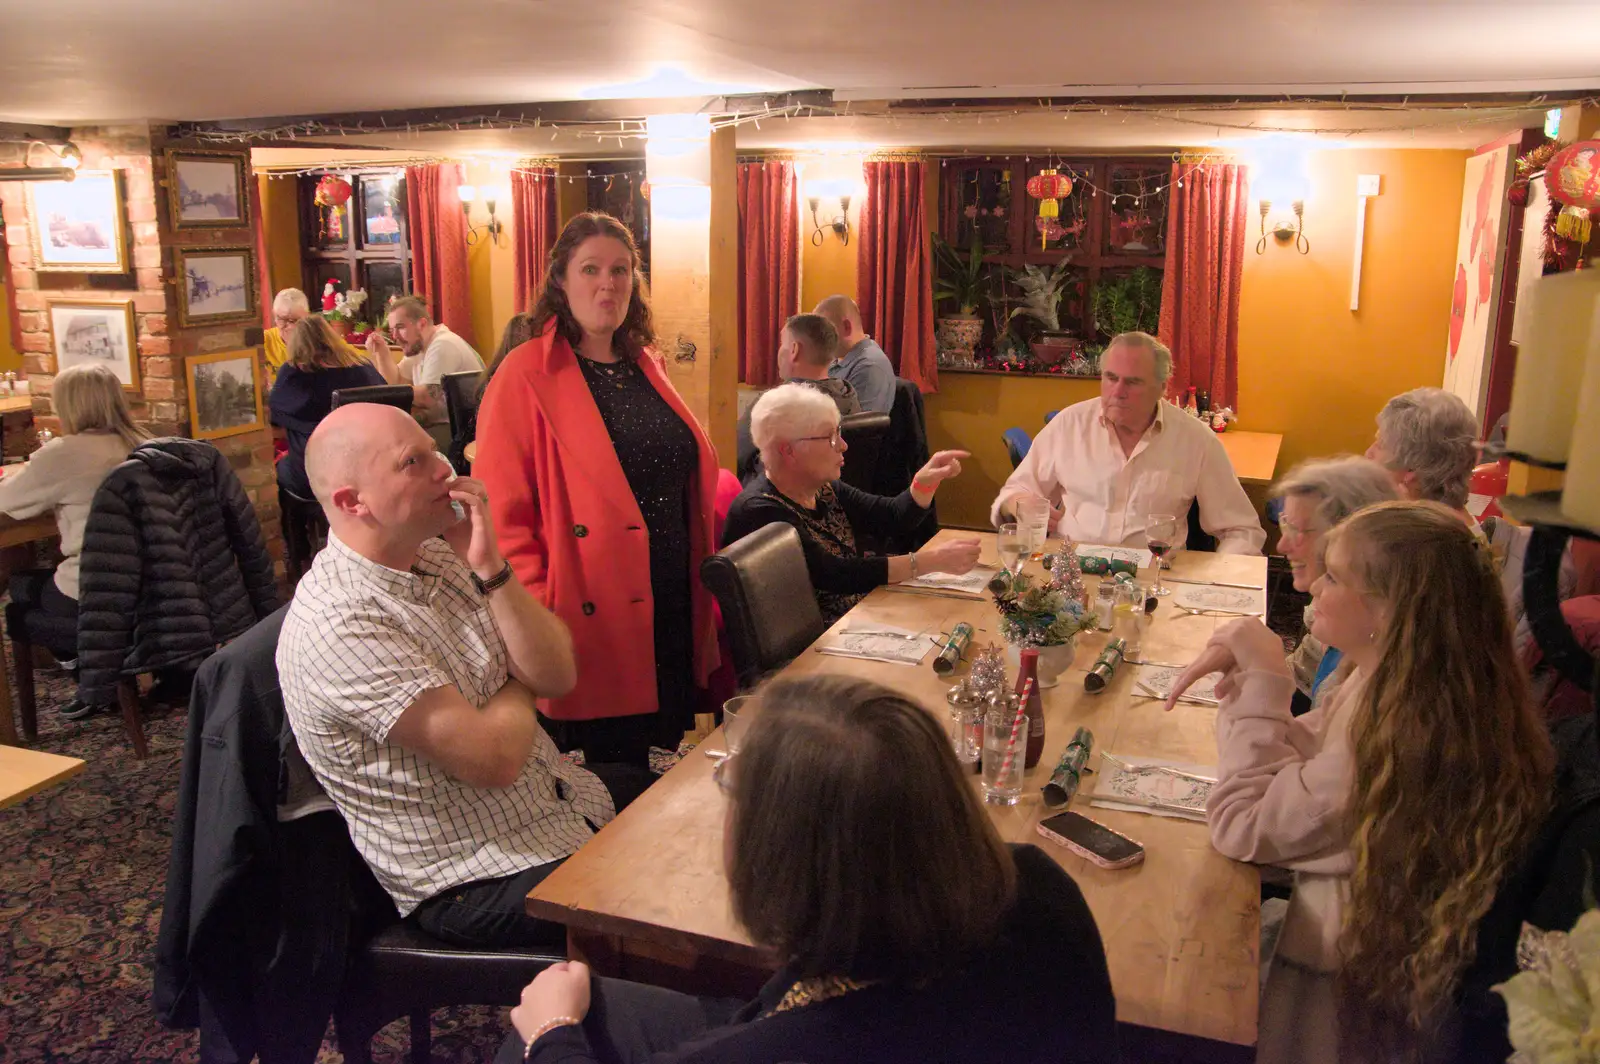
<box><xmin>1005</xmin><ymin>639</ymin><xmax>1077</xmax><ymax>688</ymax></box>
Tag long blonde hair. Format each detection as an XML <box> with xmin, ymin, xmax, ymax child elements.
<box><xmin>1327</xmin><ymin>501</ymin><xmax>1552</xmax><ymax>1051</ymax></box>
<box><xmin>53</xmin><ymin>362</ymin><xmax>149</xmax><ymax>451</ymax></box>
<box><xmin>287</xmin><ymin>314</ymin><xmax>365</xmax><ymax>371</ymax></box>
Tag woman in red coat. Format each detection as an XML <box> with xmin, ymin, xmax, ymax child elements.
<box><xmin>475</xmin><ymin>213</ymin><xmax>720</xmax><ymax>767</ymax></box>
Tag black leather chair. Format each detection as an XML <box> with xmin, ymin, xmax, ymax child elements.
<box><xmin>838</xmin><ymin>411</ymin><xmax>891</xmax><ymax>493</ymax></box>
<box><xmin>331</xmin><ymin>384</ymin><xmax>415</xmax><ymax>412</ymax></box>
<box><xmin>441</xmin><ymin>370</ymin><xmax>483</xmax><ymax>443</ymax></box>
<box><xmin>278</xmin><ymin>483</ymin><xmax>328</xmax><ymax>583</ymax></box>
<box><xmin>1184</xmin><ymin>501</ymin><xmax>1218</xmax><ymax>553</ymax></box>
<box><xmin>701</xmin><ymin>523</ymin><xmax>828</xmax><ymax>688</ymax></box>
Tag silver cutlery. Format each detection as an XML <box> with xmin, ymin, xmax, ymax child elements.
<box><xmin>1165</xmin><ymin>577</ymin><xmax>1266</xmax><ymax>592</ymax></box>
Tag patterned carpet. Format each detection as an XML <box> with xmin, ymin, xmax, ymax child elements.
<box><xmin>0</xmin><ymin>653</ymin><xmax>514</xmax><ymax>1064</ymax></box>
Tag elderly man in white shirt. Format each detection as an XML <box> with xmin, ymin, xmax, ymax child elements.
<box><xmin>992</xmin><ymin>332</ymin><xmax>1264</xmax><ymax>555</ymax></box>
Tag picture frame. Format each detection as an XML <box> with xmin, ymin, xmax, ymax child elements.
<box><xmin>47</xmin><ymin>298</ymin><xmax>140</xmax><ymax>392</ymax></box>
<box><xmin>174</xmin><ymin>244</ymin><xmax>258</xmax><ymax>327</ymax></box>
<box><xmin>25</xmin><ymin>170</ymin><xmax>129</xmax><ymax>273</ymax></box>
<box><xmin>186</xmin><ymin>349</ymin><xmax>265</xmax><ymax>440</ymax></box>
<box><xmin>166</xmin><ymin>149</ymin><xmax>250</xmax><ymax>229</ymax></box>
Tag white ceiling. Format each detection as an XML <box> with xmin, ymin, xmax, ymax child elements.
<box><xmin>2</xmin><ymin>0</ymin><xmax>1596</xmax><ymax>148</ymax></box>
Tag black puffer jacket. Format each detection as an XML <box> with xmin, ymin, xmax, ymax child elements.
<box><xmin>77</xmin><ymin>437</ymin><xmax>279</xmax><ymax>704</ymax></box>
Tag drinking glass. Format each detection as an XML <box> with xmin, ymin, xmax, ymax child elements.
<box><xmin>981</xmin><ymin>707</ymin><xmax>1026</xmax><ymax>804</ymax></box>
<box><xmin>722</xmin><ymin>695</ymin><xmax>756</xmax><ymax>755</ymax></box>
<box><xmin>1145</xmin><ymin>513</ymin><xmax>1179</xmax><ymax>596</ymax></box>
<box><xmin>996</xmin><ymin>522</ymin><xmax>1027</xmax><ymax>577</ymax></box>
<box><xmin>1016</xmin><ymin>496</ymin><xmax>1051</xmax><ymax>561</ymax></box>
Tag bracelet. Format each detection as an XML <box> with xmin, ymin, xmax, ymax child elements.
<box><xmin>909</xmin><ymin>552</ymin><xmax>919</xmax><ymax>578</ymax></box>
<box><xmin>913</xmin><ymin>476</ymin><xmax>937</xmax><ymax>494</ymax></box>
<box><xmin>523</xmin><ymin>1016</ymin><xmax>582</xmax><ymax>1060</ymax></box>
<box><xmin>472</xmin><ymin>561</ymin><xmax>514</xmax><ymax>595</ymax></box>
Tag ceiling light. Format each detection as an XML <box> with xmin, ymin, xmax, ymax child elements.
<box><xmin>58</xmin><ymin>142</ymin><xmax>82</xmax><ymax>170</ymax></box>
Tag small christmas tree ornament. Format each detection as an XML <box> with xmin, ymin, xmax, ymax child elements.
<box><xmin>967</xmin><ymin>643</ymin><xmax>1008</xmax><ymax>700</ymax></box>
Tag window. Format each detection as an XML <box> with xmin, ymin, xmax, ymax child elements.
<box><xmin>299</xmin><ymin>171</ymin><xmax>411</xmax><ymax>326</ymax></box>
<box><xmin>584</xmin><ymin>162</ymin><xmax>651</xmax><ymax>277</ymax></box>
<box><xmin>938</xmin><ymin>157</ymin><xmax>1167</xmax><ymax>349</ymax></box>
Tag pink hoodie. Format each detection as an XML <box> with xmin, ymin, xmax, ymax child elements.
<box><xmin>1208</xmin><ymin>668</ymin><xmax>1366</xmax><ymax>972</ymax></box>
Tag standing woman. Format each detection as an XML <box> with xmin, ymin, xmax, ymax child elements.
<box><xmin>475</xmin><ymin>213</ymin><xmax>720</xmax><ymax>767</ymax></box>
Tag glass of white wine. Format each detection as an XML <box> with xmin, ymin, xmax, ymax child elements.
<box><xmin>997</xmin><ymin>522</ymin><xmax>1027</xmax><ymax>577</ymax></box>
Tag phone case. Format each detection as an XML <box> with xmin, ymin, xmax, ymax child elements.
<box><xmin>1036</xmin><ymin>818</ymin><xmax>1145</xmax><ymax>869</ymax></box>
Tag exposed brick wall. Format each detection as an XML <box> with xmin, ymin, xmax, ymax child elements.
<box><xmin>0</xmin><ymin>123</ymin><xmax>286</xmax><ymax>583</ymax></box>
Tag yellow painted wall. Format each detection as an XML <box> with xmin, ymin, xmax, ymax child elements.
<box><xmin>463</xmin><ymin>161</ymin><xmax>516</xmax><ymax>357</ymax></box>
<box><xmin>1235</xmin><ymin>148</ymin><xmax>1466</xmax><ymax>475</ymax></box>
<box><xmin>0</xmin><ymin>279</ymin><xmax>19</xmax><ymax>373</ymax></box>
<box><xmin>257</xmin><ymin>174</ymin><xmax>304</xmax><ymax>297</ymax></box>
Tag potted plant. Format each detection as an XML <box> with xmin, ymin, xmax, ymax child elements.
<box><xmin>1092</xmin><ymin>266</ymin><xmax>1162</xmax><ymax>341</ymax></box>
<box><xmin>987</xmin><ymin>567</ymin><xmax>1097</xmax><ymax>686</ymax></box>
<box><xmin>1009</xmin><ymin>262</ymin><xmax>1081</xmax><ymax>365</ymax></box>
<box><xmin>322</xmin><ymin>286</ymin><xmax>369</xmax><ymax>339</ymax></box>
<box><xmin>932</xmin><ymin>234</ymin><xmax>987</xmax><ymax>366</ymax></box>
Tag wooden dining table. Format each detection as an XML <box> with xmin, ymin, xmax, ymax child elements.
<box><xmin>0</xmin><ymin>511</ymin><xmax>62</xmax><ymax>746</ymax></box>
<box><xmin>529</xmin><ymin>531</ymin><xmax>1266</xmax><ymax>1057</ymax></box>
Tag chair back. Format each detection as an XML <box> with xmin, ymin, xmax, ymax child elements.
<box><xmin>701</xmin><ymin>523</ymin><xmax>828</xmax><ymax>687</ymax></box>
<box><xmin>331</xmin><ymin>384</ymin><xmax>414</xmax><ymax>412</ymax></box>
<box><xmin>1002</xmin><ymin>427</ymin><xmax>1032</xmax><ymax>469</ymax></box>
<box><xmin>1044</xmin><ymin>409</ymin><xmax>1059</xmax><ymax>424</ymax></box>
<box><xmin>838</xmin><ymin>411</ymin><xmax>891</xmax><ymax>492</ymax></box>
<box><xmin>441</xmin><ymin>370</ymin><xmax>484</xmax><ymax>443</ymax></box>
<box><xmin>1184</xmin><ymin>500</ymin><xmax>1218</xmax><ymax>552</ymax></box>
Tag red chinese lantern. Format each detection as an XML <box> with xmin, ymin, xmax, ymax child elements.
<box><xmin>314</xmin><ymin>174</ymin><xmax>353</xmax><ymax>208</ymax></box>
<box><xmin>1025</xmin><ymin>169</ymin><xmax>1073</xmax><ymax>249</ymax></box>
<box><xmin>1547</xmin><ymin>140</ymin><xmax>1600</xmax><ymax>245</ymax></box>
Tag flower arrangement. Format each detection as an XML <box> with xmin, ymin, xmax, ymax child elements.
<box><xmin>1494</xmin><ymin>906</ymin><xmax>1600</xmax><ymax>1063</ymax></box>
<box><xmin>987</xmin><ymin>567</ymin><xmax>1096</xmax><ymax>647</ymax></box>
<box><xmin>323</xmin><ymin>284</ymin><xmax>369</xmax><ymax>327</ymax></box>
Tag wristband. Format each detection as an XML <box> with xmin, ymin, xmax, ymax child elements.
<box><xmin>913</xmin><ymin>476</ymin><xmax>937</xmax><ymax>494</ymax></box>
<box><xmin>909</xmin><ymin>552</ymin><xmax>919</xmax><ymax>578</ymax></box>
<box><xmin>472</xmin><ymin>561</ymin><xmax>514</xmax><ymax>595</ymax></box>
<box><xmin>523</xmin><ymin>1015</ymin><xmax>582</xmax><ymax>1060</ymax></box>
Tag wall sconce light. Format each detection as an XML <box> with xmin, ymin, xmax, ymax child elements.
<box><xmin>1255</xmin><ymin>199</ymin><xmax>1309</xmax><ymax>255</ymax></box>
<box><xmin>0</xmin><ymin>140</ymin><xmax>83</xmax><ymax>183</ymax></box>
<box><xmin>806</xmin><ymin>188</ymin><xmax>852</xmax><ymax>246</ymax></box>
<box><xmin>457</xmin><ymin>184</ymin><xmax>505</xmax><ymax>247</ymax></box>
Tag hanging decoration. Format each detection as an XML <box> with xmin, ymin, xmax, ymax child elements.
<box><xmin>1507</xmin><ymin>140</ymin><xmax>1559</xmax><ymax>208</ymax></box>
<box><xmin>1546</xmin><ymin>140</ymin><xmax>1600</xmax><ymax>246</ymax></box>
<box><xmin>313</xmin><ymin>174</ymin><xmax>353</xmax><ymax>241</ymax></box>
<box><xmin>1025</xmin><ymin>169</ymin><xmax>1073</xmax><ymax>250</ymax></box>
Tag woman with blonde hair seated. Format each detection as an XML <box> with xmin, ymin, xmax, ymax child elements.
<box><xmin>268</xmin><ymin>314</ymin><xmax>384</xmax><ymax>499</ymax></box>
<box><xmin>1166</xmin><ymin>501</ymin><xmax>1553</xmax><ymax>1062</ymax></box>
<box><xmin>0</xmin><ymin>362</ymin><xmax>149</xmax><ymax>719</ymax></box>
<box><xmin>500</xmin><ymin>675</ymin><xmax>1117</xmax><ymax>1063</ymax></box>
<box><xmin>722</xmin><ymin>383</ymin><xmax>981</xmax><ymax>624</ymax></box>
<box><xmin>1270</xmin><ymin>456</ymin><xmax>1397</xmax><ymax>714</ymax></box>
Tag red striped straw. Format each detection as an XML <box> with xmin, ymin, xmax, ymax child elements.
<box><xmin>998</xmin><ymin>677</ymin><xmax>1034</xmax><ymax>782</ymax></box>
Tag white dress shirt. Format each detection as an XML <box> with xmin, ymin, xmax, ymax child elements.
<box><xmin>991</xmin><ymin>398</ymin><xmax>1265</xmax><ymax>555</ymax></box>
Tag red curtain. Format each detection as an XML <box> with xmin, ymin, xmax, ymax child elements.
<box><xmin>249</xmin><ymin>174</ymin><xmax>273</xmax><ymax>328</ymax></box>
<box><xmin>405</xmin><ymin>163</ymin><xmax>475</xmax><ymax>346</ymax></box>
<box><xmin>1157</xmin><ymin>162</ymin><xmax>1248</xmax><ymax>410</ymax></box>
<box><xmin>736</xmin><ymin>161</ymin><xmax>798</xmax><ymax>387</ymax></box>
<box><xmin>511</xmin><ymin>166</ymin><xmax>558</xmax><ymax>314</ymax></box>
<box><xmin>858</xmin><ymin>160</ymin><xmax>937</xmax><ymax>393</ymax></box>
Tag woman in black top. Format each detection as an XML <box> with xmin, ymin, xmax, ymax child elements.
<box><xmin>269</xmin><ymin>314</ymin><xmax>385</xmax><ymax>498</ymax></box>
<box><xmin>722</xmin><ymin>383</ymin><xmax>981</xmax><ymax>623</ymax></box>
<box><xmin>499</xmin><ymin>675</ymin><xmax>1119</xmax><ymax>1064</ymax></box>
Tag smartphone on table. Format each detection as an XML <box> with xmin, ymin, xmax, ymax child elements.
<box><xmin>1037</xmin><ymin>811</ymin><xmax>1145</xmax><ymax>869</ymax></box>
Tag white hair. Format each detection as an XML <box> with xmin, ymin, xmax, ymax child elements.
<box><xmin>1272</xmin><ymin>456</ymin><xmax>1399</xmax><ymax>534</ymax></box>
<box><xmin>751</xmin><ymin>383</ymin><xmax>841</xmax><ymax>458</ymax></box>
<box><xmin>272</xmin><ymin>288</ymin><xmax>310</xmax><ymax>317</ymax></box>
<box><xmin>1375</xmin><ymin>387</ymin><xmax>1479</xmax><ymax>509</ymax></box>
<box><xmin>1107</xmin><ymin>331</ymin><xmax>1172</xmax><ymax>384</ymax></box>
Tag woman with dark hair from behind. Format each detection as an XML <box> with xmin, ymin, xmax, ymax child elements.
<box><xmin>496</xmin><ymin>675</ymin><xmax>1118</xmax><ymax>1064</ymax></box>
<box><xmin>475</xmin><ymin>212</ymin><xmax>721</xmax><ymax>769</ymax></box>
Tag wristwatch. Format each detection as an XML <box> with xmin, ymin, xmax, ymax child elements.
<box><xmin>472</xmin><ymin>561</ymin><xmax>514</xmax><ymax>595</ymax></box>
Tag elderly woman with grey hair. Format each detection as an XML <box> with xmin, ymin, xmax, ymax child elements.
<box><xmin>1272</xmin><ymin>456</ymin><xmax>1398</xmax><ymax>714</ymax></box>
<box><xmin>1365</xmin><ymin>387</ymin><xmax>1481</xmax><ymax>525</ymax></box>
<box><xmin>722</xmin><ymin>384</ymin><xmax>982</xmax><ymax>624</ymax></box>
<box><xmin>264</xmin><ymin>288</ymin><xmax>312</xmax><ymax>373</ymax></box>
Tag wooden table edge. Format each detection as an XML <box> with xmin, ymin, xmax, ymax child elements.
<box><xmin>526</xmin><ymin>897</ymin><xmax>770</xmax><ymax>969</ymax></box>
<box><xmin>0</xmin><ymin>755</ymin><xmax>85</xmax><ymax>810</ymax></box>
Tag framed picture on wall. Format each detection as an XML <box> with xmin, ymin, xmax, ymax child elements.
<box><xmin>166</xmin><ymin>150</ymin><xmax>250</xmax><ymax>229</ymax></box>
<box><xmin>174</xmin><ymin>244</ymin><xmax>258</xmax><ymax>327</ymax></box>
<box><xmin>186</xmin><ymin>349</ymin><xmax>264</xmax><ymax>440</ymax></box>
<box><xmin>47</xmin><ymin>298</ymin><xmax>140</xmax><ymax>391</ymax></box>
<box><xmin>25</xmin><ymin>170</ymin><xmax>129</xmax><ymax>273</ymax></box>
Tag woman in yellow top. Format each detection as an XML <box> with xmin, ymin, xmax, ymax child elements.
<box><xmin>263</xmin><ymin>288</ymin><xmax>311</xmax><ymax>373</ymax></box>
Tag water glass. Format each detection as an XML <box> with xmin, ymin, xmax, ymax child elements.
<box><xmin>997</xmin><ymin>522</ymin><xmax>1027</xmax><ymax>576</ymax></box>
<box><xmin>982</xmin><ymin>707</ymin><xmax>1026</xmax><ymax>805</ymax></box>
<box><xmin>722</xmin><ymin>695</ymin><xmax>756</xmax><ymax>755</ymax></box>
<box><xmin>1016</xmin><ymin>495</ymin><xmax>1051</xmax><ymax>560</ymax></box>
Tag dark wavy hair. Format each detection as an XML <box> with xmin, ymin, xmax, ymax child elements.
<box><xmin>486</xmin><ymin>212</ymin><xmax>653</xmax><ymax>385</ymax></box>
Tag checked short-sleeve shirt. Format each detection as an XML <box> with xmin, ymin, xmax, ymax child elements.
<box><xmin>278</xmin><ymin>533</ymin><xmax>614</xmax><ymax>915</ymax></box>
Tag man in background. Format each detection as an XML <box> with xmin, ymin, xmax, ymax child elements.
<box><xmin>814</xmin><ymin>294</ymin><xmax>896</xmax><ymax>414</ymax></box>
<box><xmin>367</xmin><ymin>295</ymin><xmax>483</xmax><ymax>448</ymax></box>
<box><xmin>736</xmin><ymin>313</ymin><xmax>861</xmax><ymax>483</ymax></box>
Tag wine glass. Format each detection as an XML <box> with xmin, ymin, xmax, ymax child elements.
<box><xmin>996</xmin><ymin>522</ymin><xmax>1027</xmax><ymax>577</ymax></box>
<box><xmin>1145</xmin><ymin>513</ymin><xmax>1179</xmax><ymax>596</ymax></box>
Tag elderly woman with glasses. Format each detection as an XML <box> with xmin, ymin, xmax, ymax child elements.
<box><xmin>1271</xmin><ymin>456</ymin><xmax>1398</xmax><ymax>714</ymax></box>
<box><xmin>722</xmin><ymin>384</ymin><xmax>981</xmax><ymax>624</ymax></box>
<box><xmin>263</xmin><ymin>288</ymin><xmax>311</xmax><ymax>374</ymax></box>
<box><xmin>1365</xmin><ymin>387</ymin><xmax>1483</xmax><ymax>530</ymax></box>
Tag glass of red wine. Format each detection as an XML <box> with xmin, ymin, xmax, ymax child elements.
<box><xmin>1145</xmin><ymin>513</ymin><xmax>1179</xmax><ymax>597</ymax></box>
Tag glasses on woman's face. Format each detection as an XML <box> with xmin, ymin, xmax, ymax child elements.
<box><xmin>274</xmin><ymin>313</ymin><xmax>303</xmax><ymax>329</ymax></box>
<box><xmin>794</xmin><ymin>429</ymin><xmax>845</xmax><ymax>450</ymax></box>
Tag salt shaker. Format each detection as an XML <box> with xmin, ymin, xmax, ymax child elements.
<box><xmin>1095</xmin><ymin>581</ymin><xmax>1116</xmax><ymax>630</ymax></box>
